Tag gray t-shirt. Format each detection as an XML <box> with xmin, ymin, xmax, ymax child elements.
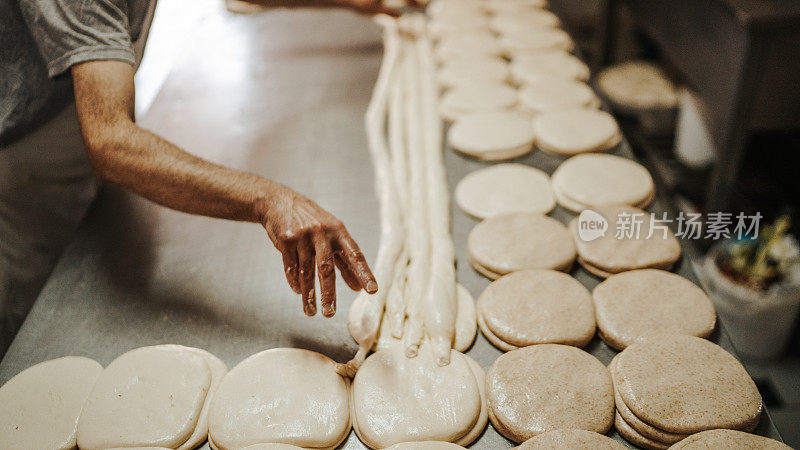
<box><xmin>0</xmin><ymin>0</ymin><xmax>154</xmax><ymax>146</ymax></box>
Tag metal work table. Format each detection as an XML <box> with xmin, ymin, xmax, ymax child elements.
<box><xmin>0</xmin><ymin>7</ymin><xmax>782</xmax><ymax>448</ymax></box>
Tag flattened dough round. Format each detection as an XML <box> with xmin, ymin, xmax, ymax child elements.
<box><xmin>427</xmin><ymin>0</ymin><xmax>485</xmax><ymax>18</ymax></box>
<box><xmin>478</xmin><ymin>270</ymin><xmax>595</xmax><ymax>349</ymax></box>
<box><xmin>533</xmin><ymin>108</ymin><xmax>621</xmax><ymax>155</ymax></box>
<box><xmin>613</xmin><ymin>335</ymin><xmax>762</xmax><ymax>434</ymax></box>
<box><xmin>448</xmin><ymin>111</ymin><xmax>535</xmax><ymax>161</ymax></box>
<box><xmin>500</xmin><ymin>29</ymin><xmax>574</xmax><ymax>56</ymax></box>
<box><xmin>436</xmin><ymin>33</ymin><xmax>502</xmax><ymax>60</ymax></box>
<box><xmin>489</xmin><ymin>10</ymin><xmax>560</xmax><ymax>34</ymax></box>
<box><xmin>440</xmin><ymin>82</ymin><xmax>518</xmax><ymax>121</ymax></box>
<box><xmin>517</xmin><ymin>429</ymin><xmax>626</xmax><ymax>449</ymax></box>
<box><xmin>468</xmin><ymin>212</ymin><xmax>575</xmax><ymax>277</ymax></box>
<box><xmin>510</xmin><ymin>51</ymin><xmax>590</xmax><ymax>84</ymax></box>
<box><xmin>486</xmin><ymin>344</ymin><xmax>614</xmax><ymax>443</ymax></box>
<box><xmin>669</xmin><ymin>429</ymin><xmax>791</xmax><ymax>450</ymax></box>
<box><xmin>570</xmin><ymin>205</ymin><xmax>681</xmax><ymax>275</ymax></box>
<box><xmin>77</xmin><ymin>346</ymin><xmax>213</xmax><ymax>450</ymax></box>
<box><xmin>485</xmin><ymin>0</ymin><xmax>548</xmax><ymax>14</ymax></box>
<box><xmin>593</xmin><ymin>270</ymin><xmax>716</xmax><ymax>350</ymax></box>
<box><xmin>551</xmin><ymin>154</ymin><xmax>654</xmax><ymax>209</ymax></box>
<box><xmin>519</xmin><ymin>80</ymin><xmax>599</xmax><ymax>115</ymax></box>
<box><xmin>0</xmin><ymin>356</ymin><xmax>102</xmax><ymax>450</ymax></box>
<box><xmin>455</xmin><ymin>163</ymin><xmax>555</xmax><ymax>219</ymax></box>
<box><xmin>351</xmin><ymin>345</ymin><xmax>485</xmax><ymax>449</ymax></box>
<box><xmin>208</xmin><ymin>348</ymin><xmax>350</xmax><ymax>450</ymax></box>
<box><xmin>428</xmin><ymin>13</ymin><xmax>490</xmax><ymax>40</ymax></box>
<box><xmin>614</xmin><ymin>410</ymin><xmax>669</xmax><ymax>450</ymax></box>
<box><xmin>241</xmin><ymin>445</ymin><xmax>303</xmax><ymax>450</ymax></box>
<box><xmin>387</xmin><ymin>442</ymin><xmax>464</xmax><ymax>449</ymax></box>
<box><xmin>597</xmin><ymin>61</ymin><xmax>678</xmax><ymax>111</ymax></box>
<box><xmin>438</xmin><ymin>57</ymin><xmax>510</xmax><ymax>89</ymax></box>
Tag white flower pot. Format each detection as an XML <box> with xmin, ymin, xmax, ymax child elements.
<box><xmin>699</xmin><ymin>246</ymin><xmax>800</xmax><ymax>360</ymax></box>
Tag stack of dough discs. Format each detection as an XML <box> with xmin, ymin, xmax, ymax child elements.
<box><xmin>0</xmin><ymin>356</ymin><xmax>102</xmax><ymax>449</ymax></box>
<box><xmin>436</xmin><ymin>32</ymin><xmax>502</xmax><ymax>60</ymax></box>
<box><xmin>569</xmin><ymin>204</ymin><xmax>681</xmax><ymax>277</ymax></box>
<box><xmin>447</xmin><ymin>110</ymin><xmax>535</xmax><ymax>160</ymax></box>
<box><xmin>208</xmin><ymin>348</ymin><xmax>350</xmax><ymax>450</ymax></box>
<box><xmin>533</xmin><ymin>108</ymin><xmax>621</xmax><ymax>155</ymax></box>
<box><xmin>593</xmin><ymin>269</ymin><xmax>716</xmax><ymax>350</ymax></box>
<box><xmin>668</xmin><ymin>429</ymin><xmax>791</xmax><ymax>450</ymax></box>
<box><xmin>374</xmin><ymin>284</ymin><xmax>477</xmax><ymax>352</ymax></box>
<box><xmin>610</xmin><ymin>336</ymin><xmax>763</xmax><ymax>449</ymax></box>
<box><xmin>500</xmin><ymin>28</ymin><xmax>574</xmax><ymax>56</ymax></box>
<box><xmin>551</xmin><ymin>153</ymin><xmax>655</xmax><ymax>211</ymax></box>
<box><xmin>468</xmin><ymin>212</ymin><xmax>575</xmax><ymax>279</ymax></box>
<box><xmin>351</xmin><ymin>344</ymin><xmax>487</xmax><ymax>448</ymax></box>
<box><xmin>440</xmin><ymin>82</ymin><xmax>518</xmax><ymax>121</ymax></box>
<box><xmin>477</xmin><ymin>269</ymin><xmax>595</xmax><ymax>350</ymax></box>
<box><xmin>485</xmin><ymin>0</ymin><xmax>548</xmax><ymax>14</ymax></box>
<box><xmin>454</xmin><ymin>163</ymin><xmax>555</xmax><ymax>219</ymax></box>
<box><xmin>519</xmin><ymin>80</ymin><xmax>599</xmax><ymax>115</ymax></box>
<box><xmin>597</xmin><ymin>60</ymin><xmax>678</xmax><ymax>113</ymax></box>
<box><xmin>518</xmin><ymin>429</ymin><xmax>626</xmax><ymax>449</ymax></box>
<box><xmin>510</xmin><ymin>51</ymin><xmax>590</xmax><ymax>84</ymax></box>
<box><xmin>78</xmin><ymin>345</ymin><xmax>227</xmax><ymax>450</ymax></box>
<box><xmin>438</xmin><ymin>56</ymin><xmax>510</xmax><ymax>89</ymax></box>
<box><xmin>240</xmin><ymin>445</ymin><xmax>303</xmax><ymax>450</ymax></box>
<box><xmin>489</xmin><ymin>10</ymin><xmax>560</xmax><ymax>34</ymax></box>
<box><xmin>486</xmin><ymin>344</ymin><xmax>615</xmax><ymax>443</ymax></box>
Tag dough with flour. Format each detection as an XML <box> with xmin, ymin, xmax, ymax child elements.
<box><xmin>489</xmin><ymin>10</ymin><xmax>560</xmax><ymax>34</ymax></box>
<box><xmin>500</xmin><ymin>28</ymin><xmax>574</xmax><ymax>56</ymax></box>
<box><xmin>438</xmin><ymin>56</ymin><xmax>510</xmax><ymax>89</ymax></box>
<box><xmin>551</xmin><ymin>153</ymin><xmax>654</xmax><ymax>210</ymax></box>
<box><xmin>519</xmin><ymin>80</ymin><xmax>599</xmax><ymax>115</ymax></box>
<box><xmin>436</xmin><ymin>33</ymin><xmax>502</xmax><ymax>60</ymax></box>
<box><xmin>0</xmin><ymin>356</ymin><xmax>102</xmax><ymax>450</ymax></box>
<box><xmin>455</xmin><ymin>163</ymin><xmax>555</xmax><ymax>219</ymax></box>
<box><xmin>517</xmin><ymin>429</ymin><xmax>626</xmax><ymax>449</ymax></box>
<box><xmin>533</xmin><ymin>108</ymin><xmax>621</xmax><ymax>155</ymax></box>
<box><xmin>77</xmin><ymin>345</ymin><xmax>218</xmax><ymax>450</ymax></box>
<box><xmin>510</xmin><ymin>51</ymin><xmax>590</xmax><ymax>85</ymax></box>
<box><xmin>208</xmin><ymin>348</ymin><xmax>350</xmax><ymax>450</ymax></box>
<box><xmin>440</xmin><ymin>82</ymin><xmax>518</xmax><ymax>121</ymax></box>
<box><xmin>351</xmin><ymin>344</ymin><xmax>486</xmax><ymax>448</ymax></box>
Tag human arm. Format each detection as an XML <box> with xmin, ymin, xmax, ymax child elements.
<box><xmin>71</xmin><ymin>60</ymin><xmax>377</xmax><ymax>317</ymax></box>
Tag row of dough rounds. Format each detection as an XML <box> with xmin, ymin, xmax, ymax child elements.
<box><xmin>430</xmin><ymin>0</ymin><xmax>622</xmax><ymax>160</ymax></box>
<box><xmin>1</xmin><ymin>343</ymin><xmax>786</xmax><ymax>449</ymax></box>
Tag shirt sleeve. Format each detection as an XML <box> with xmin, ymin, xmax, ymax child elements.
<box><xmin>18</xmin><ymin>0</ymin><xmax>135</xmax><ymax>78</ymax></box>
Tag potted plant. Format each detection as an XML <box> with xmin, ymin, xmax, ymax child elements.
<box><xmin>700</xmin><ymin>216</ymin><xmax>800</xmax><ymax>360</ymax></box>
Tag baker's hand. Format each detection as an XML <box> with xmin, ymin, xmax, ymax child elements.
<box><xmin>260</xmin><ymin>184</ymin><xmax>378</xmax><ymax>317</ymax></box>
<box><xmin>331</xmin><ymin>0</ymin><xmax>416</xmax><ymax>17</ymax></box>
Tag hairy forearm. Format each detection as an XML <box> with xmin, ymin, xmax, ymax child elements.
<box><xmin>87</xmin><ymin>120</ymin><xmax>276</xmax><ymax>224</ymax></box>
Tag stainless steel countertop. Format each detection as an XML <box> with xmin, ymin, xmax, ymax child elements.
<box><xmin>0</xmin><ymin>7</ymin><xmax>782</xmax><ymax>448</ymax></box>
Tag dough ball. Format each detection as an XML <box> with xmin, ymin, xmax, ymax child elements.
<box><xmin>597</xmin><ymin>60</ymin><xmax>678</xmax><ymax>111</ymax></box>
<box><xmin>486</xmin><ymin>344</ymin><xmax>615</xmax><ymax>443</ymax></box>
<box><xmin>593</xmin><ymin>270</ymin><xmax>716</xmax><ymax>350</ymax></box>
<box><xmin>351</xmin><ymin>345</ymin><xmax>486</xmax><ymax>448</ymax></box>
<box><xmin>208</xmin><ymin>348</ymin><xmax>350</xmax><ymax>450</ymax></box>
<box><xmin>437</xmin><ymin>56</ymin><xmax>510</xmax><ymax>89</ymax></box>
<box><xmin>500</xmin><ymin>28</ymin><xmax>574</xmax><ymax>57</ymax></box>
<box><xmin>436</xmin><ymin>32</ymin><xmax>502</xmax><ymax>61</ymax></box>
<box><xmin>489</xmin><ymin>10</ymin><xmax>560</xmax><ymax>34</ymax></box>
<box><xmin>0</xmin><ymin>356</ymin><xmax>102</xmax><ymax>450</ymax></box>
<box><xmin>551</xmin><ymin>153</ymin><xmax>654</xmax><ymax>211</ymax></box>
<box><xmin>440</xmin><ymin>82</ymin><xmax>518</xmax><ymax>121</ymax></box>
<box><xmin>478</xmin><ymin>269</ymin><xmax>595</xmax><ymax>350</ymax></box>
<box><xmin>569</xmin><ymin>204</ymin><xmax>681</xmax><ymax>276</ymax></box>
<box><xmin>468</xmin><ymin>212</ymin><xmax>575</xmax><ymax>278</ymax></box>
<box><xmin>519</xmin><ymin>80</ymin><xmax>599</xmax><ymax>115</ymax></box>
<box><xmin>612</xmin><ymin>335</ymin><xmax>762</xmax><ymax>435</ymax></box>
<box><xmin>448</xmin><ymin>111</ymin><xmax>535</xmax><ymax>161</ymax></box>
<box><xmin>533</xmin><ymin>108</ymin><xmax>621</xmax><ymax>156</ymax></box>
<box><xmin>510</xmin><ymin>51</ymin><xmax>590</xmax><ymax>84</ymax></box>
<box><xmin>77</xmin><ymin>346</ymin><xmax>216</xmax><ymax>450</ymax></box>
<box><xmin>455</xmin><ymin>163</ymin><xmax>555</xmax><ymax>219</ymax></box>
<box><xmin>669</xmin><ymin>429</ymin><xmax>791</xmax><ymax>450</ymax></box>
<box><xmin>517</xmin><ymin>429</ymin><xmax>626</xmax><ymax>449</ymax></box>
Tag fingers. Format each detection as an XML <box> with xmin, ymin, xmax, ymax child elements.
<box><xmin>297</xmin><ymin>239</ymin><xmax>317</xmax><ymax>316</ymax></box>
<box><xmin>280</xmin><ymin>244</ymin><xmax>301</xmax><ymax>295</ymax></box>
<box><xmin>338</xmin><ymin>233</ymin><xmax>378</xmax><ymax>294</ymax></box>
<box><xmin>335</xmin><ymin>252</ymin><xmax>362</xmax><ymax>291</ymax></box>
<box><xmin>313</xmin><ymin>234</ymin><xmax>337</xmax><ymax>318</ymax></box>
